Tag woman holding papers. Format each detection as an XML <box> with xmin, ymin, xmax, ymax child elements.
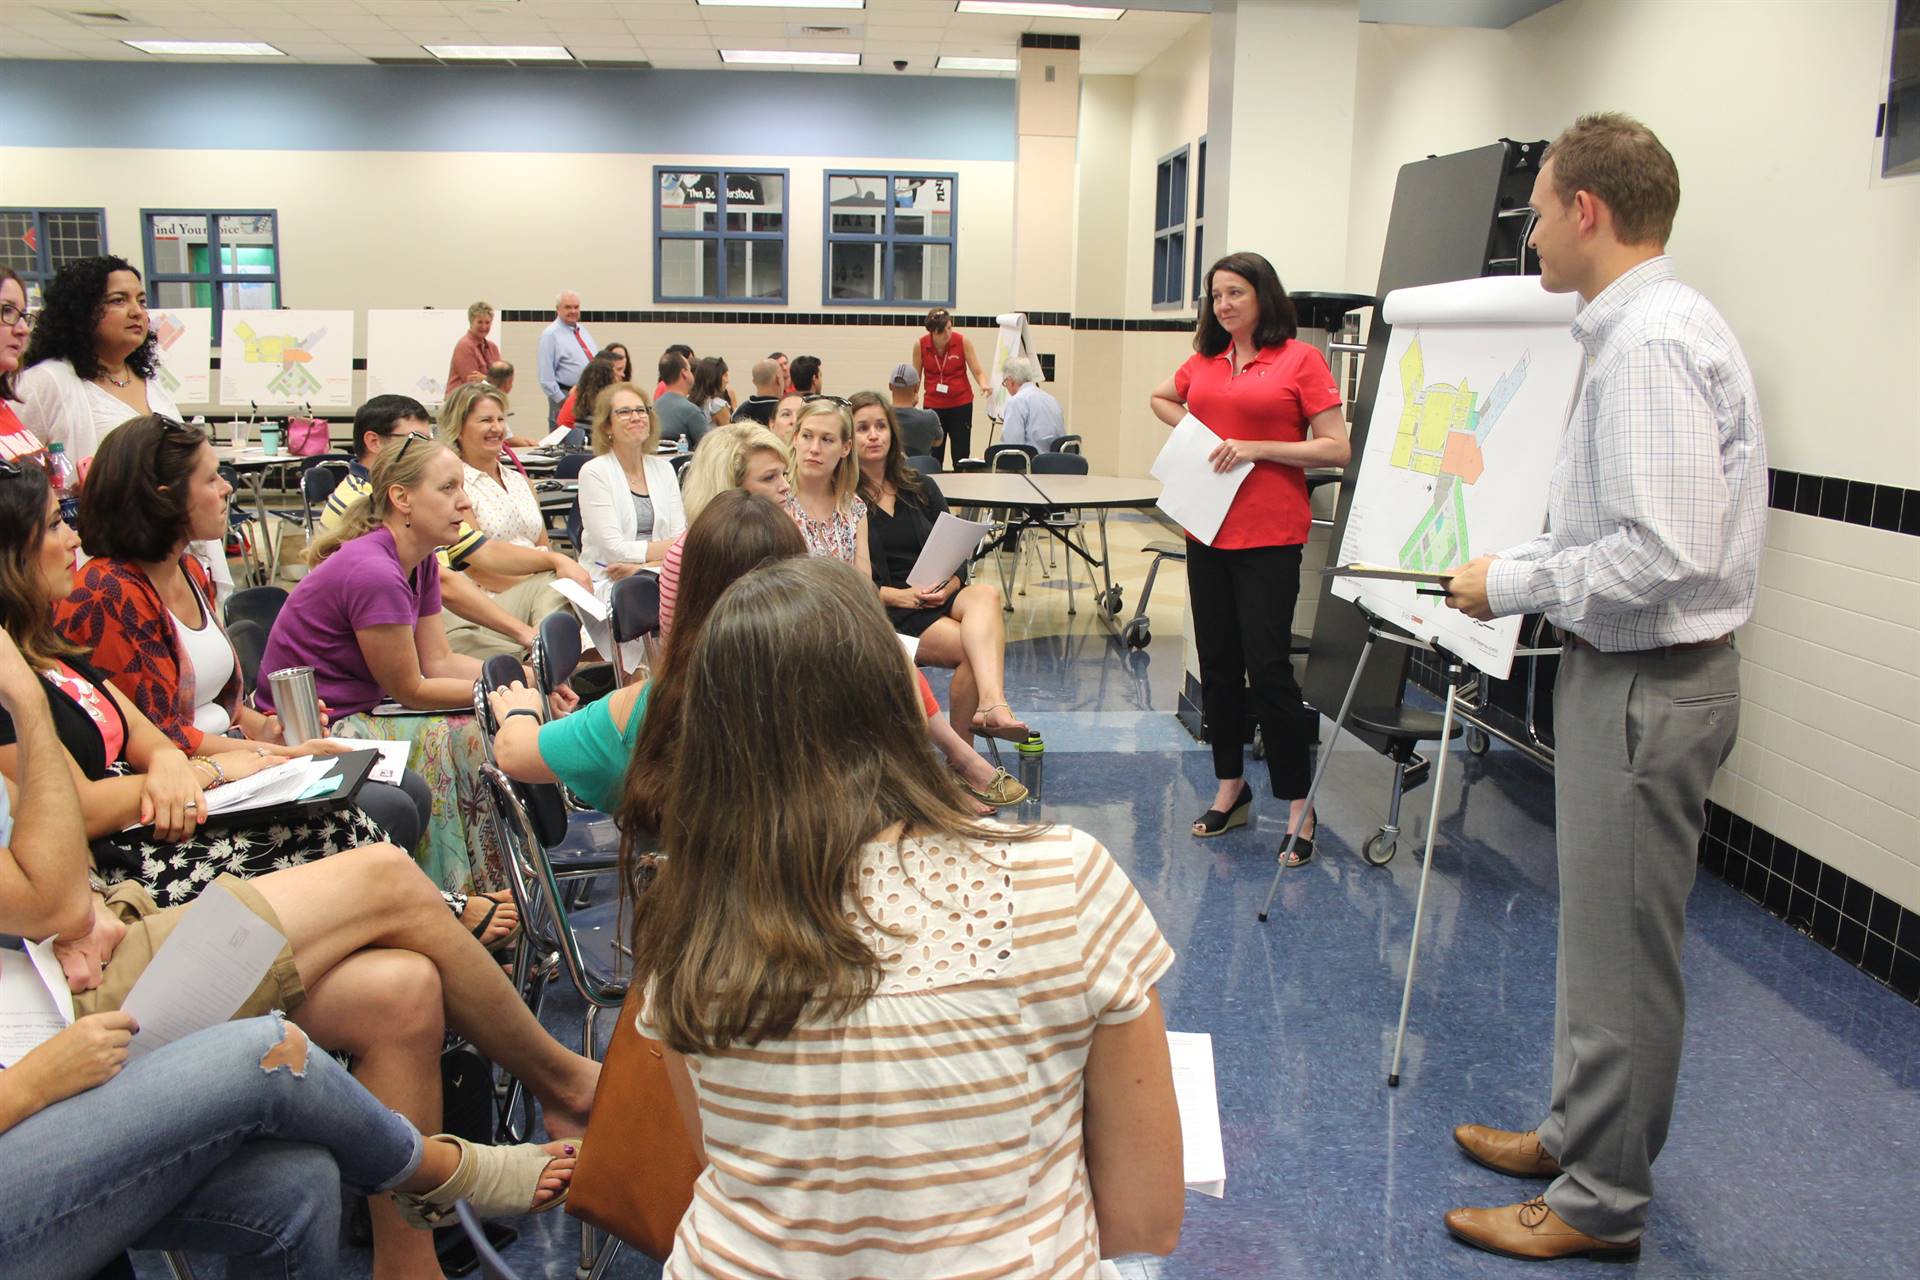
<box><xmin>851</xmin><ymin>391</ymin><xmax>1028</xmax><ymax>744</ymax></box>
<box><xmin>1148</xmin><ymin>252</ymin><xmax>1350</xmax><ymax>864</ymax></box>
<box><xmin>0</xmin><ymin>459</ymin><xmax>386</xmax><ymax>908</ymax></box>
<box><xmin>575</xmin><ymin>382</ymin><xmax>685</xmax><ymax>659</ymax></box>
<box><xmin>52</xmin><ymin>415</ymin><xmax>439</xmax><ymax>864</ymax></box>
<box><xmin>614</xmin><ymin>556</ymin><xmax>1178</xmax><ymax>1274</ymax></box>
<box><xmin>266</xmin><ymin>436</ymin><xmax>575</xmax><ymax>895</ymax></box>
<box><xmin>437</xmin><ymin>382</ymin><xmax>593</xmax><ymax>661</ymax></box>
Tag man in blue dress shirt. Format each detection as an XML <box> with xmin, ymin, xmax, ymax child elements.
<box><xmin>536</xmin><ymin>290</ymin><xmax>596</xmax><ymax>430</ymax></box>
<box><xmin>1443</xmin><ymin>113</ymin><xmax>1765</xmax><ymax>1263</ymax></box>
<box><xmin>995</xmin><ymin>356</ymin><xmax>1065</xmax><ymax>450</ymax></box>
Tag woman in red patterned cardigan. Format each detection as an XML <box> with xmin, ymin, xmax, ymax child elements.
<box><xmin>48</xmin><ymin>417</ymin><xmax>511</xmax><ymax>934</ymax></box>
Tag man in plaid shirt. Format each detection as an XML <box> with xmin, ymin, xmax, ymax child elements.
<box><xmin>1443</xmin><ymin>113</ymin><xmax>1766</xmax><ymax>1262</ymax></box>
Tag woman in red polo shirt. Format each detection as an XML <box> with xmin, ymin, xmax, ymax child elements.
<box><xmin>910</xmin><ymin>308</ymin><xmax>988</xmax><ymax>463</ymax></box>
<box><xmin>1149</xmin><ymin>252</ymin><xmax>1350</xmax><ymax>865</ymax></box>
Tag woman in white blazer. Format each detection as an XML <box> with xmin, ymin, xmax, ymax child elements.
<box><xmin>575</xmin><ymin>381</ymin><xmax>686</xmax><ymax>660</ymax></box>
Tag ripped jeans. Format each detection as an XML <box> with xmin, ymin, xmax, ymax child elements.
<box><xmin>0</xmin><ymin>1015</ymin><xmax>423</xmax><ymax>1280</ymax></box>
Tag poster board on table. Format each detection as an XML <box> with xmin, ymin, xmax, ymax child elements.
<box><xmin>365</xmin><ymin>309</ymin><xmax>473</xmax><ymax>405</ymax></box>
<box><xmin>1329</xmin><ymin>275</ymin><xmax>1581</xmax><ymax>679</ymax></box>
<box><xmin>147</xmin><ymin>307</ymin><xmax>213</xmax><ymax>406</ymax></box>
<box><xmin>985</xmin><ymin>312</ymin><xmax>1035</xmax><ymax>420</ymax></box>
<box><xmin>218</xmin><ymin>310</ymin><xmax>355</xmax><ymax>408</ymax></box>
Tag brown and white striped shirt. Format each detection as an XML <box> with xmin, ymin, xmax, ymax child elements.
<box><xmin>642</xmin><ymin>824</ymin><xmax>1175</xmax><ymax>1279</ymax></box>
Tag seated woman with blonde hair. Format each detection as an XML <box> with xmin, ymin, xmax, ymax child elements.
<box><xmin>576</xmin><ymin>381</ymin><xmax>685</xmax><ymax>662</ymax></box>
<box><xmin>436</xmin><ymin>382</ymin><xmax>594</xmax><ymax>660</ymax></box>
<box><xmin>263</xmin><ymin>434</ymin><xmax>575</xmax><ymax>896</ymax></box>
<box><xmin>619</xmin><ymin>556</ymin><xmax>1182</xmax><ymax>1276</ymax></box>
<box><xmin>784</xmin><ymin>398</ymin><xmax>869</xmax><ymax>578</ymax></box>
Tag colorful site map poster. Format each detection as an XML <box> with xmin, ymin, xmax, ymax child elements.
<box><xmin>218</xmin><ymin>310</ymin><xmax>354</xmax><ymax>408</ymax></box>
<box><xmin>148</xmin><ymin>307</ymin><xmax>213</xmax><ymax>406</ymax></box>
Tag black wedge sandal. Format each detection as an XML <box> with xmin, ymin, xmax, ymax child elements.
<box><xmin>1192</xmin><ymin>782</ymin><xmax>1252</xmax><ymax>838</ymax></box>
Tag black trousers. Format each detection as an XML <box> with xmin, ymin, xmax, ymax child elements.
<box><xmin>1186</xmin><ymin>539</ymin><xmax>1312</xmax><ymax>799</ymax></box>
<box><xmin>933</xmin><ymin>403</ymin><xmax>973</xmax><ymax>463</ymax></box>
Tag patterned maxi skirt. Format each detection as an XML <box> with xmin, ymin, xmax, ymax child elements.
<box><xmin>333</xmin><ymin>709</ymin><xmax>506</xmax><ymax>895</ymax></box>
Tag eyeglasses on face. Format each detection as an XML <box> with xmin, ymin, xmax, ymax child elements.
<box><xmin>610</xmin><ymin>406</ymin><xmax>650</xmax><ymax>421</ymax></box>
<box><xmin>0</xmin><ymin>303</ymin><xmax>35</xmax><ymax>331</ymax></box>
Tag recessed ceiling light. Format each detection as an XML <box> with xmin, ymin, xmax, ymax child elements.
<box><xmin>123</xmin><ymin>40</ymin><xmax>285</xmax><ymax>56</ymax></box>
<box><xmin>424</xmin><ymin>44</ymin><xmax>575</xmax><ymax>61</ymax></box>
<box><xmin>937</xmin><ymin>56</ymin><xmax>1018</xmax><ymax>71</ymax></box>
<box><xmin>699</xmin><ymin>1</ymin><xmax>864</xmax><ymax>8</ymax></box>
<box><xmin>720</xmin><ymin>49</ymin><xmax>861</xmax><ymax>66</ymax></box>
<box><xmin>955</xmin><ymin>2</ymin><xmax>1125</xmax><ymax>19</ymax></box>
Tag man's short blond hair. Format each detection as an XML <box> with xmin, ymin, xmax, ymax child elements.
<box><xmin>1544</xmin><ymin>112</ymin><xmax>1680</xmax><ymax>248</ymax></box>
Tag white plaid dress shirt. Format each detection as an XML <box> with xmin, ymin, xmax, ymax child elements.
<box><xmin>1486</xmin><ymin>256</ymin><xmax>1767</xmax><ymax>650</ymax></box>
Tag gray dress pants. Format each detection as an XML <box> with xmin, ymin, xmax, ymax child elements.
<box><xmin>1535</xmin><ymin>639</ymin><xmax>1740</xmax><ymax>1242</ymax></box>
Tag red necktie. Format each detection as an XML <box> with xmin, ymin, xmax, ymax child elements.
<box><xmin>573</xmin><ymin>327</ymin><xmax>593</xmax><ymax>360</ymax></box>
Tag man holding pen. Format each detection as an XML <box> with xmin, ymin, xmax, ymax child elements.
<box><xmin>1442</xmin><ymin>113</ymin><xmax>1766</xmax><ymax>1261</ymax></box>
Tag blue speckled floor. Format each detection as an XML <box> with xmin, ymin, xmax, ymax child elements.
<box><xmin>139</xmin><ymin>611</ymin><xmax>1920</xmax><ymax>1278</ymax></box>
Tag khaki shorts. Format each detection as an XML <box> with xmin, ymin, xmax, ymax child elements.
<box><xmin>73</xmin><ymin>874</ymin><xmax>306</xmax><ymax>1019</ymax></box>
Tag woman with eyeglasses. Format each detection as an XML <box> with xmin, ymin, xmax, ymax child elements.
<box><xmin>576</xmin><ymin>382</ymin><xmax>685</xmax><ymax>662</ymax></box>
<box><xmin>437</xmin><ymin>382</ymin><xmax>594</xmax><ymax>661</ymax></box>
<box><xmin>264</xmin><ymin>434</ymin><xmax>574</xmax><ymax>895</ymax></box>
<box><xmin>0</xmin><ymin>268</ymin><xmax>48</xmax><ymax>471</ymax></box>
<box><xmin>12</xmin><ymin>255</ymin><xmax>233</xmax><ymax>606</ymax></box>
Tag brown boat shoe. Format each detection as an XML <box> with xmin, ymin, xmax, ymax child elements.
<box><xmin>1444</xmin><ymin>1197</ymin><xmax>1641</xmax><ymax>1262</ymax></box>
<box><xmin>1452</xmin><ymin>1123</ymin><xmax>1563</xmax><ymax>1178</ymax></box>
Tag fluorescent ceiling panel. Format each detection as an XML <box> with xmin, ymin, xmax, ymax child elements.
<box><xmin>720</xmin><ymin>49</ymin><xmax>861</xmax><ymax>65</ymax></box>
<box><xmin>954</xmin><ymin>2</ymin><xmax>1125</xmax><ymax>19</ymax></box>
<box><xmin>424</xmin><ymin>45</ymin><xmax>576</xmax><ymax>60</ymax></box>
<box><xmin>123</xmin><ymin>41</ymin><xmax>285</xmax><ymax>56</ymax></box>
<box><xmin>699</xmin><ymin>1</ymin><xmax>865</xmax><ymax>8</ymax></box>
<box><xmin>937</xmin><ymin>56</ymin><xmax>1018</xmax><ymax>71</ymax></box>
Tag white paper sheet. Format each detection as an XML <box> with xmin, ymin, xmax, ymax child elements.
<box><xmin>1150</xmin><ymin>414</ymin><xmax>1252</xmax><ymax>547</ymax></box>
<box><xmin>537</xmin><ymin>425</ymin><xmax>571</xmax><ymax>448</ymax></box>
<box><xmin>202</xmin><ymin>756</ymin><xmax>333</xmax><ymax>816</ymax></box>
<box><xmin>120</xmin><ymin>885</ymin><xmax>286</xmax><ymax>1060</ymax></box>
<box><xmin>1168</xmin><ymin>1031</ymin><xmax>1226</xmax><ymax>1197</ymax></box>
<box><xmin>25</xmin><ymin>937</ymin><xmax>74</xmax><ymax>1026</ymax></box>
<box><xmin>0</xmin><ymin>948</ymin><xmax>69</xmax><ymax>1066</ymax></box>
<box><xmin>899</xmin><ymin>633</ymin><xmax>920</xmax><ymax>662</ymax></box>
<box><xmin>327</xmin><ymin>738</ymin><xmax>415</xmax><ymax>785</ymax></box>
<box><xmin>550</xmin><ymin>575</ymin><xmax>609</xmax><ymax>621</ymax></box>
<box><xmin>906</xmin><ymin>513</ymin><xmax>994</xmax><ymax>590</ymax></box>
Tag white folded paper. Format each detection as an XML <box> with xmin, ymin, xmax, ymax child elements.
<box><xmin>550</xmin><ymin>575</ymin><xmax>609</xmax><ymax>621</ymax></box>
<box><xmin>1150</xmin><ymin>414</ymin><xmax>1252</xmax><ymax>547</ymax></box>
<box><xmin>1168</xmin><ymin>1030</ymin><xmax>1226</xmax><ymax>1197</ymax></box>
<box><xmin>326</xmin><ymin>738</ymin><xmax>414</xmax><ymax>785</ymax></box>
<box><xmin>121</xmin><ymin>885</ymin><xmax>286</xmax><ymax>1059</ymax></box>
<box><xmin>906</xmin><ymin>512</ymin><xmax>995</xmax><ymax>590</ymax></box>
<box><xmin>0</xmin><ymin>943</ymin><xmax>71</xmax><ymax>1066</ymax></box>
<box><xmin>537</xmin><ymin>425</ymin><xmax>571</xmax><ymax>448</ymax></box>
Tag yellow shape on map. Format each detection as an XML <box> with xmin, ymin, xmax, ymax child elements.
<box><xmin>1399</xmin><ymin>338</ymin><xmax>1424</xmax><ymax>399</ymax></box>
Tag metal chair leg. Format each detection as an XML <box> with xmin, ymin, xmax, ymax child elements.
<box><xmin>163</xmin><ymin>1252</ymin><xmax>198</xmax><ymax>1279</ymax></box>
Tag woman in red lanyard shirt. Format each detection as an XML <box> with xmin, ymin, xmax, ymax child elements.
<box><xmin>909</xmin><ymin>309</ymin><xmax>988</xmax><ymax>463</ymax></box>
<box><xmin>1148</xmin><ymin>252</ymin><xmax>1350</xmax><ymax>866</ymax></box>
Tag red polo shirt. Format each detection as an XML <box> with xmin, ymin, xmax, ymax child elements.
<box><xmin>1173</xmin><ymin>340</ymin><xmax>1341</xmax><ymax>549</ymax></box>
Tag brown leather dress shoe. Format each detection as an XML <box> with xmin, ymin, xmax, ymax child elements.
<box><xmin>1445</xmin><ymin>1197</ymin><xmax>1641</xmax><ymax>1262</ymax></box>
<box><xmin>1452</xmin><ymin>1124</ymin><xmax>1563</xmax><ymax>1178</ymax></box>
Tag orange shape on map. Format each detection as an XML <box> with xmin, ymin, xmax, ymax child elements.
<box><xmin>1441</xmin><ymin>430</ymin><xmax>1484</xmax><ymax>483</ymax></box>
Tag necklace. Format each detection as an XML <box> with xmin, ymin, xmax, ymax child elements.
<box><xmin>100</xmin><ymin>368</ymin><xmax>133</xmax><ymax>388</ymax></box>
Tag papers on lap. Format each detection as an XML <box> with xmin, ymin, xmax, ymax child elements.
<box><xmin>1150</xmin><ymin>414</ymin><xmax>1251</xmax><ymax>547</ymax></box>
<box><xmin>1168</xmin><ymin>1030</ymin><xmax>1226</xmax><ymax>1197</ymax></box>
<box><xmin>120</xmin><ymin>884</ymin><xmax>286</xmax><ymax>1060</ymax></box>
<box><xmin>906</xmin><ymin>513</ymin><xmax>995</xmax><ymax>590</ymax></box>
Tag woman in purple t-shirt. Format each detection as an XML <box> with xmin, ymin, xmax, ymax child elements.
<box><xmin>264</xmin><ymin>438</ymin><xmax>576</xmax><ymax>893</ymax></box>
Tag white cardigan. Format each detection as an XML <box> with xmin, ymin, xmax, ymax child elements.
<box><xmin>577</xmin><ymin>450</ymin><xmax>686</xmax><ymax>593</ymax></box>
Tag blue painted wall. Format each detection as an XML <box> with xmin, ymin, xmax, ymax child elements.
<box><xmin>0</xmin><ymin>61</ymin><xmax>1016</xmax><ymax>161</ymax></box>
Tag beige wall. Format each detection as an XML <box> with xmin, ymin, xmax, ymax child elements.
<box><xmin>1126</xmin><ymin>20</ymin><xmax>1213</xmax><ymax>318</ymax></box>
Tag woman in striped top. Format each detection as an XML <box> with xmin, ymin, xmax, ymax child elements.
<box><xmin>620</xmin><ymin>556</ymin><xmax>1184</xmax><ymax>1277</ymax></box>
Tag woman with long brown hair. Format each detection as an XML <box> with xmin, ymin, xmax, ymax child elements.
<box><xmin>909</xmin><ymin>307</ymin><xmax>988</xmax><ymax>463</ymax></box>
<box><xmin>617</xmin><ymin>555</ymin><xmax>1183</xmax><ymax>1276</ymax></box>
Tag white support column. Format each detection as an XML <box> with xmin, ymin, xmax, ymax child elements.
<box><xmin>1014</xmin><ymin>38</ymin><xmax>1082</xmax><ymax>313</ymax></box>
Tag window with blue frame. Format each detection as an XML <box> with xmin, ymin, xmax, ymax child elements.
<box><xmin>0</xmin><ymin>208</ymin><xmax>108</xmax><ymax>307</ymax></box>
<box><xmin>655</xmin><ymin>169</ymin><xmax>787</xmax><ymax>303</ymax></box>
<box><xmin>141</xmin><ymin>210</ymin><xmax>281</xmax><ymax>339</ymax></box>
<box><xmin>1152</xmin><ymin>147</ymin><xmax>1188</xmax><ymax>309</ymax></box>
<box><xmin>824</xmin><ymin>172</ymin><xmax>957</xmax><ymax>306</ymax></box>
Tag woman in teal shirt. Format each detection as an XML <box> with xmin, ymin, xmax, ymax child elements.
<box><xmin>488</xmin><ymin>491</ymin><xmax>804</xmax><ymax>809</ymax></box>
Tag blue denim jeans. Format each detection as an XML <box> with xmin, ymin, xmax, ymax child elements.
<box><xmin>0</xmin><ymin>1015</ymin><xmax>422</xmax><ymax>1280</ymax></box>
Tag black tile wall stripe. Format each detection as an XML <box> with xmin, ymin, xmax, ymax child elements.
<box><xmin>1768</xmin><ymin>468</ymin><xmax>1918</xmax><ymax>537</ymax></box>
<box><xmin>1404</xmin><ymin>655</ymin><xmax>1919</xmax><ymax>1007</ymax></box>
<box><xmin>496</xmin><ymin>308</ymin><xmax>1183</xmax><ymax>331</ymax></box>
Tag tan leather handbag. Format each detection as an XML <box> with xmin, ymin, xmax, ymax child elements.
<box><xmin>567</xmin><ymin>991</ymin><xmax>705</xmax><ymax>1262</ymax></box>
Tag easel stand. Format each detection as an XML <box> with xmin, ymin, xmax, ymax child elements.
<box><xmin>1253</xmin><ymin>607</ymin><xmax>1466</xmax><ymax>1089</ymax></box>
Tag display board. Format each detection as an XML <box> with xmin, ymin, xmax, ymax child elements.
<box><xmin>1330</xmin><ymin>275</ymin><xmax>1581</xmax><ymax>679</ymax></box>
<box><xmin>365</xmin><ymin>309</ymin><xmax>470</xmax><ymax>404</ymax></box>
<box><xmin>147</xmin><ymin>307</ymin><xmax>213</xmax><ymax>406</ymax></box>
<box><xmin>218</xmin><ymin>309</ymin><xmax>354</xmax><ymax>408</ymax></box>
<box><xmin>985</xmin><ymin>312</ymin><xmax>1033</xmax><ymax>419</ymax></box>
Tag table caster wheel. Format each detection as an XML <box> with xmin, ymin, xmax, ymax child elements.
<box><xmin>1121</xmin><ymin>616</ymin><xmax>1151</xmax><ymax>649</ymax></box>
<box><xmin>1466</xmin><ymin>727</ymin><xmax>1490</xmax><ymax>756</ymax></box>
<box><xmin>1363</xmin><ymin>831</ymin><xmax>1397</xmax><ymax>866</ymax></box>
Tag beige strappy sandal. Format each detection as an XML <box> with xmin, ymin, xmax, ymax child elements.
<box><xmin>392</xmin><ymin>1134</ymin><xmax>578</xmax><ymax>1229</ymax></box>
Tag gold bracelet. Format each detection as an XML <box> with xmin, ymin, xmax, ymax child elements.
<box><xmin>192</xmin><ymin>755</ymin><xmax>226</xmax><ymax>787</ymax></box>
